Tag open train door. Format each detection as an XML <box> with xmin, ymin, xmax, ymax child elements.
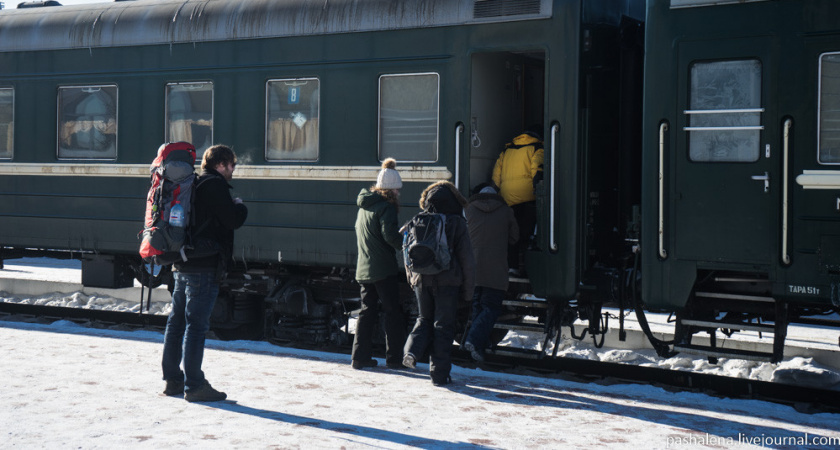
<box><xmin>669</xmin><ymin>38</ymin><xmax>779</xmax><ymax>270</ymax></box>
<box><xmin>468</xmin><ymin>52</ymin><xmax>545</xmax><ymax>194</ymax></box>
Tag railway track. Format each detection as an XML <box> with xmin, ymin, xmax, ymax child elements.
<box><xmin>2</xmin><ymin>300</ymin><xmax>838</xmax><ymax>413</ymax></box>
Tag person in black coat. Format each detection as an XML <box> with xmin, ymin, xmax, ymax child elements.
<box><xmin>162</xmin><ymin>144</ymin><xmax>247</xmax><ymax>402</ymax></box>
<box><xmin>402</xmin><ymin>181</ymin><xmax>475</xmax><ymax>386</ymax></box>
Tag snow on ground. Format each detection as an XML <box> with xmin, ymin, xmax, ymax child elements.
<box><xmin>1</xmin><ymin>319</ymin><xmax>838</xmax><ymax>449</ymax></box>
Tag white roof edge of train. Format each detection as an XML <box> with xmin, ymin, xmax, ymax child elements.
<box><xmin>0</xmin><ymin>0</ymin><xmax>553</xmax><ymax>52</ymax></box>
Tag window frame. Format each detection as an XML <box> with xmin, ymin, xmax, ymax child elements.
<box><xmin>265</xmin><ymin>77</ymin><xmax>321</xmax><ymax>162</ymax></box>
<box><xmin>0</xmin><ymin>86</ymin><xmax>13</xmax><ymax>160</ymax></box>
<box><xmin>377</xmin><ymin>72</ymin><xmax>440</xmax><ymax>163</ymax></box>
<box><xmin>684</xmin><ymin>59</ymin><xmax>764</xmax><ymax>163</ymax></box>
<box><xmin>56</xmin><ymin>84</ymin><xmax>119</xmax><ymax>161</ymax></box>
<box><xmin>818</xmin><ymin>51</ymin><xmax>840</xmax><ymax>165</ymax></box>
<box><xmin>165</xmin><ymin>81</ymin><xmax>214</xmax><ymax>156</ymax></box>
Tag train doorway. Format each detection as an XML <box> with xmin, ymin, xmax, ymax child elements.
<box><xmin>468</xmin><ymin>51</ymin><xmax>545</xmax><ymax>193</ymax></box>
<box><xmin>671</xmin><ymin>39</ymin><xmax>777</xmax><ymax>265</ymax></box>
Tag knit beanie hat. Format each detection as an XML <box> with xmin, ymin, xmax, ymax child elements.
<box><xmin>376</xmin><ymin>158</ymin><xmax>403</xmax><ymax>189</ymax></box>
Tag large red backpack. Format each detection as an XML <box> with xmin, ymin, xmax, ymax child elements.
<box><xmin>139</xmin><ymin>142</ymin><xmax>197</xmax><ymax>265</ymax></box>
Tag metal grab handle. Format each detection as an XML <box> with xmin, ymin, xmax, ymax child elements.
<box><xmin>550</xmin><ymin>123</ymin><xmax>559</xmax><ymax>252</ymax></box>
<box><xmin>454</xmin><ymin>123</ymin><xmax>464</xmax><ymax>188</ymax></box>
<box><xmin>782</xmin><ymin>119</ymin><xmax>792</xmax><ymax>265</ymax></box>
<box><xmin>658</xmin><ymin>122</ymin><xmax>668</xmax><ymax>259</ymax></box>
<box><xmin>751</xmin><ymin>172</ymin><xmax>770</xmax><ymax>193</ymax></box>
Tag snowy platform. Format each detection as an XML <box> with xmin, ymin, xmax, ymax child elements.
<box><xmin>1</xmin><ymin>319</ymin><xmax>838</xmax><ymax>449</ymax></box>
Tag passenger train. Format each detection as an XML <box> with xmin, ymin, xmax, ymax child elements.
<box><xmin>0</xmin><ymin>0</ymin><xmax>837</xmax><ymax>362</ymax></box>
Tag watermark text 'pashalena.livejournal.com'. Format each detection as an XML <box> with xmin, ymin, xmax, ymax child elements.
<box><xmin>666</xmin><ymin>433</ymin><xmax>840</xmax><ymax>448</ymax></box>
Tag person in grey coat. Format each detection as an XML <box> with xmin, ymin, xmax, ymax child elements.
<box><xmin>402</xmin><ymin>181</ymin><xmax>475</xmax><ymax>386</ymax></box>
<box><xmin>463</xmin><ymin>185</ymin><xmax>518</xmax><ymax>361</ymax></box>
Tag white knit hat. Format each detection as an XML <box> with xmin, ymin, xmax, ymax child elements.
<box><xmin>376</xmin><ymin>158</ymin><xmax>403</xmax><ymax>189</ymax></box>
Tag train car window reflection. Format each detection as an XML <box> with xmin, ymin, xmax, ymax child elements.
<box><xmin>0</xmin><ymin>88</ymin><xmax>12</xmax><ymax>159</ymax></box>
<box><xmin>166</xmin><ymin>82</ymin><xmax>213</xmax><ymax>157</ymax></box>
<box><xmin>378</xmin><ymin>73</ymin><xmax>439</xmax><ymax>162</ymax></box>
<box><xmin>686</xmin><ymin>59</ymin><xmax>762</xmax><ymax>162</ymax></box>
<box><xmin>819</xmin><ymin>53</ymin><xmax>840</xmax><ymax>164</ymax></box>
<box><xmin>266</xmin><ymin>78</ymin><xmax>319</xmax><ymax>161</ymax></box>
<box><xmin>57</xmin><ymin>85</ymin><xmax>117</xmax><ymax>159</ymax></box>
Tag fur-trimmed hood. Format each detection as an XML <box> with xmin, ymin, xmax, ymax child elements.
<box><xmin>418</xmin><ymin>180</ymin><xmax>468</xmax><ymax>215</ymax></box>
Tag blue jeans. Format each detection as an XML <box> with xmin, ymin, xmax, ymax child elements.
<box><xmin>404</xmin><ymin>285</ymin><xmax>459</xmax><ymax>383</ymax></box>
<box><xmin>161</xmin><ymin>271</ymin><xmax>220</xmax><ymax>392</ymax></box>
<box><xmin>465</xmin><ymin>286</ymin><xmax>505</xmax><ymax>354</ymax></box>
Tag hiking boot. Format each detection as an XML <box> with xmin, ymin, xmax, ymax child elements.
<box><xmin>402</xmin><ymin>353</ymin><xmax>417</xmax><ymax>369</ymax></box>
<box><xmin>386</xmin><ymin>359</ymin><xmax>405</xmax><ymax>369</ymax></box>
<box><xmin>463</xmin><ymin>341</ymin><xmax>485</xmax><ymax>362</ymax></box>
<box><xmin>184</xmin><ymin>382</ymin><xmax>227</xmax><ymax>403</ymax></box>
<box><xmin>351</xmin><ymin>359</ymin><xmax>378</xmax><ymax>370</ymax></box>
<box><xmin>163</xmin><ymin>379</ymin><xmax>184</xmax><ymax>396</ymax></box>
<box><xmin>432</xmin><ymin>375</ymin><xmax>452</xmax><ymax>387</ymax></box>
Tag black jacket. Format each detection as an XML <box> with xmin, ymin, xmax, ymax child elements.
<box><xmin>406</xmin><ymin>181</ymin><xmax>475</xmax><ymax>303</ymax></box>
<box><xmin>174</xmin><ymin>168</ymin><xmax>248</xmax><ymax>274</ymax></box>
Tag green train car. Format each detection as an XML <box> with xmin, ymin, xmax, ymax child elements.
<box><xmin>8</xmin><ymin>0</ymin><xmax>835</xmax><ymax>362</ymax></box>
<box><xmin>0</xmin><ymin>0</ymin><xmax>645</xmax><ymax>345</ymax></box>
<box><xmin>643</xmin><ymin>0</ymin><xmax>840</xmax><ymax>361</ymax></box>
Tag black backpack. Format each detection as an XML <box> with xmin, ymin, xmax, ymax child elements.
<box><xmin>403</xmin><ymin>212</ymin><xmax>451</xmax><ymax>275</ymax></box>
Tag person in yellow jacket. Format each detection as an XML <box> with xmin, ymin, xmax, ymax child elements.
<box><xmin>492</xmin><ymin>130</ymin><xmax>544</xmax><ymax>276</ymax></box>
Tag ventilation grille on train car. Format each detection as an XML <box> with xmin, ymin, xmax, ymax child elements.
<box><xmin>473</xmin><ymin>0</ymin><xmax>542</xmax><ymax>19</ymax></box>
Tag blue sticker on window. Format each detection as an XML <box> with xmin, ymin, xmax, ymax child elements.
<box><xmin>288</xmin><ymin>87</ymin><xmax>300</xmax><ymax>105</ymax></box>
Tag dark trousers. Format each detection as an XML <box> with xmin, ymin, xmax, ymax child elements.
<box><xmin>352</xmin><ymin>276</ymin><xmax>406</xmax><ymax>365</ymax></box>
<box><xmin>465</xmin><ymin>286</ymin><xmax>505</xmax><ymax>354</ymax></box>
<box><xmin>404</xmin><ymin>285</ymin><xmax>459</xmax><ymax>383</ymax></box>
<box><xmin>509</xmin><ymin>201</ymin><xmax>537</xmax><ymax>269</ymax></box>
<box><xmin>162</xmin><ymin>271</ymin><xmax>219</xmax><ymax>391</ymax></box>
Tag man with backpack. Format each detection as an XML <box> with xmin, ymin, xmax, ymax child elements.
<box><xmin>463</xmin><ymin>184</ymin><xmax>518</xmax><ymax>362</ymax></box>
<box><xmin>161</xmin><ymin>144</ymin><xmax>248</xmax><ymax>402</ymax></box>
<box><xmin>402</xmin><ymin>181</ymin><xmax>475</xmax><ymax>386</ymax></box>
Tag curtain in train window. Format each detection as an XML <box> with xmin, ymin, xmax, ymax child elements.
<box><xmin>57</xmin><ymin>85</ymin><xmax>117</xmax><ymax>159</ymax></box>
<box><xmin>686</xmin><ymin>60</ymin><xmax>762</xmax><ymax>162</ymax></box>
<box><xmin>166</xmin><ymin>82</ymin><xmax>213</xmax><ymax>157</ymax></box>
<box><xmin>379</xmin><ymin>73</ymin><xmax>439</xmax><ymax>162</ymax></box>
<box><xmin>819</xmin><ymin>53</ymin><xmax>840</xmax><ymax>164</ymax></box>
<box><xmin>266</xmin><ymin>78</ymin><xmax>319</xmax><ymax>161</ymax></box>
<box><xmin>0</xmin><ymin>88</ymin><xmax>12</xmax><ymax>159</ymax></box>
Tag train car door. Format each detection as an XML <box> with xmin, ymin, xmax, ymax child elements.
<box><xmin>671</xmin><ymin>39</ymin><xmax>777</xmax><ymax>266</ymax></box>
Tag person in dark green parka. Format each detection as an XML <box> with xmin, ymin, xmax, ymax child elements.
<box><xmin>351</xmin><ymin>158</ymin><xmax>407</xmax><ymax>369</ymax></box>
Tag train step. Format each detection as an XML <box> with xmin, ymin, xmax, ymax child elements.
<box><xmin>673</xmin><ymin>343</ymin><xmax>775</xmax><ymax>363</ymax></box>
<box><xmin>680</xmin><ymin>319</ymin><xmax>776</xmax><ymax>334</ymax></box>
<box><xmin>493</xmin><ymin>320</ymin><xmax>546</xmax><ymax>334</ymax></box>
<box><xmin>502</xmin><ymin>297</ymin><xmax>548</xmax><ymax>309</ymax></box>
<box><xmin>694</xmin><ymin>291</ymin><xmax>775</xmax><ymax>303</ymax></box>
<box><xmin>490</xmin><ymin>347</ymin><xmax>545</xmax><ymax>360</ymax></box>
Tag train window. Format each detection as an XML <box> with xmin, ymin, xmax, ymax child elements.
<box><xmin>266</xmin><ymin>78</ymin><xmax>320</xmax><ymax>161</ymax></box>
<box><xmin>379</xmin><ymin>73</ymin><xmax>439</xmax><ymax>162</ymax></box>
<box><xmin>166</xmin><ymin>82</ymin><xmax>213</xmax><ymax>157</ymax></box>
<box><xmin>57</xmin><ymin>85</ymin><xmax>117</xmax><ymax>159</ymax></box>
<box><xmin>686</xmin><ymin>60</ymin><xmax>763</xmax><ymax>162</ymax></box>
<box><xmin>819</xmin><ymin>53</ymin><xmax>840</xmax><ymax>164</ymax></box>
<box><xmin>0</xmin><ymin>88</ymin><xmax>12</xmax><ymax>159</ymax></box>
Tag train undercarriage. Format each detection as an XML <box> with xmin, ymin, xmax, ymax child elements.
<box><xmin>2</xmin><ymin>248</ymin><xmax>838</xmax><ymax>365</ymax></box>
